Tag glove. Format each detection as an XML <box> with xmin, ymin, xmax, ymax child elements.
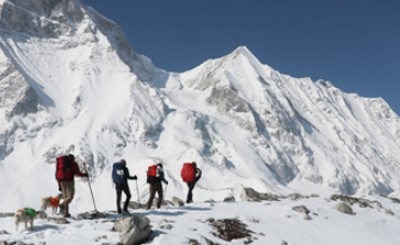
<box><xmin>165</xmin><ymin>180</ymin><xmax>169</xmax><ymax>185</ymax></box>
<box><xmin>133</xmin><ymin>175</ymin><xmax>137</xmax><ymax>180</ymax></box>
<box><xmin>84</xmin><ymin>173</ymin><xmax>89</xmax><ymax>177</ymax></box>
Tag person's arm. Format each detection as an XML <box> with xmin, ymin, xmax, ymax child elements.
<box><xmin>195</xmin><ymin>168</ymin><xmax>202</xmax><ymax>182</ymax></box>
<box><xmin>159</xmin><ymin>170</ymin><xmax>168</xmax><ymax>184</ymax></box>
<box><xmin>72</xmin><ymin>162</ymin><xmax>88</xmax><ymax>177</ymax></box>
<box><xmin>125</xmin><ymin>167</ymin><xmax>137</xmax><ymax>180</ymax></box>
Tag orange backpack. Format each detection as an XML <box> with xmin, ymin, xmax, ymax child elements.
<box><xmin>147</xmin><ymin>164</ymin><xmax>158</xmax><ymax>184</ymax></box>
<box><xmin>147</xmin><ymin>164</ymin><xmax>158</xmax><ymax>177</ymax></box>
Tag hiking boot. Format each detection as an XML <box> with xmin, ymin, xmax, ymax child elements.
<box><xmin>59</xmin><ymin>204</ymin><xmax>65</xmax><ymax>215</ymax></box>
<box><xmin>63</xmin><ymin>213</ymin><xmax>71</xmax><ymax>218</ymax></box>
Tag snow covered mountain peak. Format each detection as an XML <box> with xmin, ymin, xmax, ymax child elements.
<box><xmin>0</xmin><ymin>0</ymin><xmax>400</xmax><ymax>214</ymax></box>
<box><xmin>227</xmin><ymin>45</ymin><xmax>259</xmax><ymax>63</ymax></box>
<box><xmin>177</xmin><ymin>45</ymin><xmax>277</xmax><ymax>93</ymax></box>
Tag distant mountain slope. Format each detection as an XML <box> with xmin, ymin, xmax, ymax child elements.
<box><xmin>0</xmin><ymin>0</ymin><xmax>399</xmax><ymax>212</ymax></box>
<box><xmin>163</xmin><ymin>46</ymin><xmax>400</xmax><ymax>195</ymax></box>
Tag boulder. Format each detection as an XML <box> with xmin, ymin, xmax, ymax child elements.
<box><xmin>171</xmin><ymin>196</ymin><xmax>185</xmax><ymax>207</ymax></box>
<box><xmin>76</xmin><ymin>211</ymin><xmax>108</xmax><ymax>220</ymax></box>
<box><xmin>331</xmin><ymin>194</ymin><xmax>384</xmax><ymax>210</ymax></box>
<box><xmin>240</xmin><ymin>187</ymin><xmax>280</xmax><ymax>202</ymax></box>
<box><xmin>112</xmin><ymin>214</ymin><xmax>151</xmax><ymax>245</ymax></box>
<box><xmin>128</xmin><ymin>201</ymin><xmax>147</xmax><ymax>210</ymax></box>
<box><xmin>292</xmin><ymin>205</ymin><xmax>312</xmax><ymax>220</ymax></box>
<box><xmin>292</xmin><ymin>205</ymin><xmax>310</xmax><ymax>214</ymax></box>
<box><xmin>223</xmin><ymin>196</ymin><xmax>235</xmax><ymax>203</ymax></box>
<box><xmin>207</xmin><ymin>218</ymin><xmax>253</xmax><ymax>242</ymax></box>
<box><xmin>287</xmin><ymin>193</ymin><xmax>304</xmax><ymax>200</ymax></box>
<box><xmin>141</xmin><ymin>198</ymin><xmax>173</xmax><ymax>209</ymax></box>
<box><xmin>389</xmin><ymin>197</ymin><xmax>400</xmax><ymax>204</ymax></box>
<box><xmin>335</xmin><ymin>202</ymin><xmax>354</xmax><ymax>215</ymax></box>
<box><xmin>188</xmin><ymin>238</ymin><xmax>200</xmax><ymax>245</ymax></box>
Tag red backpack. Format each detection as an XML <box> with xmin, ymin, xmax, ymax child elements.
<box><xmin>181</xmin><ymin>162</ymin><xmax>196</xmax><ymax>183</ymax></box>
<box><xmin>55</xmin><ymin>156</ymin><xmax>73</xmax><ymax>181</ymax></box>
<box><xmin>147</xmin><ymin>164</ymin><xmax>158</xmax><ymax>184</ymax></box>
<box><xmin>147</xmin><ymin>164</ymin><xmax>158</xmax><ymax>177</ymax></box>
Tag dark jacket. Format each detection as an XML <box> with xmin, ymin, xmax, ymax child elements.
<box><xmin>194</xmin><ymin>168</ymin><xmax>202</xmax><ymax>183</ymax></box>
<box><xmin>158</xmin><ymin>166</ymin><xmax>168</xmax><ymax>184</ymax></box>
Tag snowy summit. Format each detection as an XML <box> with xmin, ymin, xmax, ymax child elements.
<box><xmin>0</xmin><ymin>0</ymin><xmax>400</xmax><ymax>244</ymax></box>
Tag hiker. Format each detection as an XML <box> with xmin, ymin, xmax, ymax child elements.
<box><xmin>181</xmin><ymin>162</ymin><xmax>202</xmax><ymax>203</ymax></box>
<box><xmin>146</xmin><ymin>163</ymin><xmax>168</xmax><ymax>209</ymax></box>
<box><xmin>55</xmin><ymin>154</ymin><xmax>88</xmax><ymax>217</ymax></box>
<box><xmin>112</xmin><ymin>159</ymin><xmax>138</xmax><ymax>214</ymax></box>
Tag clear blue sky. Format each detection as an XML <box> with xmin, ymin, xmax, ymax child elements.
<box><xmin>86</xmin><ymin>1</ymin><xmax>400</xmax><ymax>116</ymax></box>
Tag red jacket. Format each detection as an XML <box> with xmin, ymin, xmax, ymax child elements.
<box><xmin>70</xmin><ymin>161</ymin><xmax>88</xmax><ymax>178</ymax></box>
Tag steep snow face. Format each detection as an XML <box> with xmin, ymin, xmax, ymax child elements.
<box><xmin>0</xmin><ymin>0</ymin><xmax>399</xmax><ymax>213</ymax></box>
<box><xmin>0</xmin><ymin>49</ymin><xmax>40</xmax><ymax>118</ymax></box>
<box><xmin>0</xmin><ymin>0</ymin><xmax>167</xmax><ymax>211</ymax></box>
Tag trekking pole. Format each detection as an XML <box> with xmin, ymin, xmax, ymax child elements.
<box><xmin>82</xmin><ymin>162</ymin><xmax>98</xmax><ymax>212</ymax></box>
<box><xmin>135</xmin><ymin>179</ymin><xmax>141</xmax><ymax>205</ymax></box>
<box><xmin>164</xmin><ymin>184</ymin><xmax>168</xmax><ymax>200</ymax></box>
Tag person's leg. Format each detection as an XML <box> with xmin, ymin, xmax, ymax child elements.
<box><xmin>146</xmin><ymin>185</ymin><xmax>156</xmax><ymax>209</ymax></box>
<box><xmin>187</xmin><ymin>182</ymin><xmax>195</xmax><ymax>203</ymax></box>
<box><xmin>116</xmin><ymin>185</ymin><xmax>123</xmax><ymax>213</ymax></box>
<box><xmin>59</xmin><ymin>181</ymin><xmax>74</xmax><ymax>215</ymax></box>
<box><xmin>59</xmin><ymin>181</ymin><xmax>68</xmax><ymax>214</ymax></box>
<box><xmin>65</xmin><ymin>181</ymin><xmax>74</xmax><ymax>216</ymax></box>
<box><xmin>156</xmin><ymin>184</ymin><xmax>163</xmax><ymax>208</ymax></box>
<box><xmin>122</xmin><ymin>185</ymin><xmax>132</xmax><ymax>212</ymax></box>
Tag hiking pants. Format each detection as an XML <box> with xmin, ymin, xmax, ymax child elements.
<box><xmin>59</xmin><ymin>180</ymin><xmax>75</xmax><ymax>214</ymax></box>
<box><xmin>146</xmin><ymin>183</ymin><xmax>163</xmax><ymax>209</ymax></box>
<box><xmin>186</xmin><ymin>182</ymin><xmax>196</xmax><ymax>203</ymax></box>
<box><xmin>116</xmin><ymin>183</ymin><xmax>131</xmax><ymax>213</ymax></box>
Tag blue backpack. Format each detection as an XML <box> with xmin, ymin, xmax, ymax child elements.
<box><xmin>112</xmin><ymin>162</ymin><xmax>125</xmax><ymax>185</ymax></box>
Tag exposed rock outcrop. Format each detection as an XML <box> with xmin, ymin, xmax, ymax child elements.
<box><xmin>112</xmin><ymin>214</ymin><xmax>151</xmax><ymax>245</ymax></box>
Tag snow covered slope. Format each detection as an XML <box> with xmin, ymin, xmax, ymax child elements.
<box><xmin>2</xmin><ymin>196</ymin><xmax>400</xmax><ymax>245</ymax></box>
<box><xmin>0</xmin><ymin>0</ymin><xmax>399</xmax><ymax>214</ymax></box>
